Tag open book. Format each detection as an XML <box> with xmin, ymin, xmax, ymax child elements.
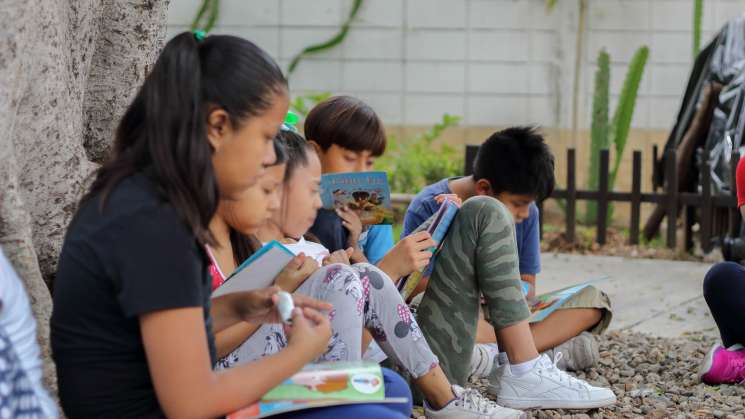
<box><xmin>227</xmin><ymin>362</ymin><xmax>407</xmax><ymax>419</ymax></box>
<box><xmin>398</xmin><ymin>199</ymin><xmax>459</xmax><ymax>300</ymax></box>
<box><xmin>211</xmin><ymin>241</ymin><xmax>294</xmax><ymax>298</ymax></box>
<box><xmin>320</xmin><ymin>171</ymin><xmax>394</xmax><ymax>225</ymax></box>
<box><xmin>527</xmin><ymin>278</ymin><xmax>607</xmax><ymax>323</ymax></box>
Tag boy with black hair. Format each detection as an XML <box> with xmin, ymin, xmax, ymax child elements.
<box><xmin>403</xmin><ymin>127</ymin><xmax>612</xmax><ymax>377</ymax></box>
<box><xmin>306</xmin><ymin>98</ymin><xmax>616</xmax><ymax>411</ymax></box>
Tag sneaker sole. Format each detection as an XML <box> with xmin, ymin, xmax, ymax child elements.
<box><xmin>497</xmin><ymin>395</ymin><xmax>617</xmax><ymax>410</ymax></box>
<box><xmin>698</xmin><ymin>343</ymin><xmax>719</xmax><ymax>383</ymax></box>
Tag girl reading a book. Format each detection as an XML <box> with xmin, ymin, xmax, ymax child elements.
<box><xmin>50</xmin><ymin>32</ymin><xmax>411</xmax><ymax>419</ymax></box>
<box><xmin>211</xmin><ymin>128</ymin><xmax>526</xmax><ymax>419</ymax></box>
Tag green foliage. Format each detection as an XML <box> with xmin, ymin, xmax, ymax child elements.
<box><xmin>609</xmin><ymin>46</ymin><xmax>649</xmax><ymax>188</ymax></box>
<box><xmin>191</xmin><ymin>0</ymin><xmax>220</xmax><ymax>33</ymax></box>
<box><xmin>586</xmin><ymin>49</ymin><xmax>611</xmax><ymax>222</ymax></box>
<box><xmin>374</xmin><ymin>114</ymin><xmax>463</xmax><ymax>194</ymax></box>
<box><xmin>693</xmin><ymin>0</ymin><xmax>704</xmax><ymax>57</ymax></box>
<box><xmin>584</xmin><ymin>46</ymin><xmax>649</xmax><ymax>225</ymax></box>
<box><xmin>287</xmin><ymin>0</ymin><xmax>364</xmax><ymax>74</ymax></box>
<box><xmin>545</xmin><ymin>0</ymin><xmax>558</xmax><ymax>11</ymax></box>
<box><xmin>290</xmin><ymin>92</ymin><xmax>332</xmax><ymax>118</ymax></box>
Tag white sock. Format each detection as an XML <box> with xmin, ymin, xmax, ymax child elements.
<box><xmin>509</xmin><ymin>356</ymin><xmax>540</xmax><ymax>376</ymax></box>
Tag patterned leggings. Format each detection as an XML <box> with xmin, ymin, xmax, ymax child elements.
<box><xmin>217</xmin><ymin>263</ymin><xmax>439</xmax><ymax>379</ymax></box>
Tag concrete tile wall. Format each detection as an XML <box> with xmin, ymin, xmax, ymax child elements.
<box><xmin>168</xmin><ymin>0</ymin><xmax>745</xmax><ymax>130</ymax></box>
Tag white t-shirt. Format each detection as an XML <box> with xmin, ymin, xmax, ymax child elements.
<box><xmin>0</xmin><ymin>248</ymin><xmax>58</xmax><ymax>418</ymax></box>
<box><xmin>282</xmin><ymin>237</ymin><xmax>330</xmax><ymax>265</ymax></box>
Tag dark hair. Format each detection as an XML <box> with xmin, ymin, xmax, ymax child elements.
<box><xmin>229</xmin><ymin>135</ymin><xmax>288</xmax><ymax>264</ymax></box>
<box><xmin>277</xmin><ymin>129</ymin><xmax>315</xmax><ymax>182</ymax></box>
<box><xmin>271</xmin><ymin>135</ymin><xmax>288</xmax><ymax>166</ymax></box>
<box><xmin>304</xmin><ymin>95</ymin><xmax>386</xmax><ymax>156</ymax></box>
<box><xmin>473</xmin><ymin>126</ymin><xmax>555</xmax><ymax>201</ymax></box>
<box><xmin>85</xmin><ymin>32</ymin><xmax>287</xmax><ymax>245</ymax></box>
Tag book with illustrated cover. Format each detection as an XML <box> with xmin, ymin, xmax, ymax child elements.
<box><xmin>320</xmin><ymin>172</ymin><xmax>394</xmax><ymax>225</ymax></box>
<box><xmin>211</xmin><ymin>241</ymin><xmax>294</xmax><ymax>298</ymax></box>
<box><xmin>527</xmin><ymin>278</ymin><xmax>607</xmax><ymax>323</ymax></box>
<box><xmin>227</xmin><ymin>362</ymin><xmax>406</xmax><ymax>419</ymax></box>
<box><xmin>398</xmin><ymin>199</ymin><xmax>459</xmax><ymax>300</ymax></box>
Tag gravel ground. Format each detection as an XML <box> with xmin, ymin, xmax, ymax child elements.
<box><xmin>412</xmin><ymin>331</ymin><xmax>745</xmax><ymax>418</ymax></box>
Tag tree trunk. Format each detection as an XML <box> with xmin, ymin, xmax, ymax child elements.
<box><xmin>0</xmin><ymin>0</ymin><xmax>169</xmax><ymax>400</ymax></box>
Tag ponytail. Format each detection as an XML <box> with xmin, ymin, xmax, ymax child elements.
<box><xmin>86</xmin><ymin>32</ymin><xmax>287</xmax><ymax>245</ymax></box>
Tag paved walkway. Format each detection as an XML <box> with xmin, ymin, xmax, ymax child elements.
<box><xmin>538</xmin><ymin>253</ymin><xmax>719</xmax><ymax>338</ymax></box>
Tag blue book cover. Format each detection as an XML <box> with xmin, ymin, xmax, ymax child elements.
<box><xmin>399</xmin><ymin>199</ymin><xmax>459</xmax><ymax>300</ymax></box>
<box><xmin>320</xmin><ymin>172</ymin><xmax>394</xmax><ymax>225</ymax></box>
<box><xmin>211</xmin><ymin>240</ymin><xmax>294</xmax><ymax>298</ymax></box>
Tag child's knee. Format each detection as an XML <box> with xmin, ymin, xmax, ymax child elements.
<box><xmin>704</xmin><ymin>262</ymin><xmax>743</xmax><ymax>299</ymax></box>
<box><xmin>316</xmin><ymin>264</ymin><xmax>364</xmax><ymax>309</ymax></box>
<box><xmin>353</xmin><ymin>263</ymin><xmax>394</xmax><ymax>291</ymax></box>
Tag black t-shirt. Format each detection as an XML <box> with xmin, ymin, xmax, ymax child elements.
<box><xmin>51</xmin><ymin>174</ymin><xmax>216</xmax><ymax>418</ymax></box>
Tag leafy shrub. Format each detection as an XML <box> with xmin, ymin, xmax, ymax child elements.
<box><xmin>375</xmin><ymin>114</ymin><xmax>463</xmax><ymax>194</ymax></box>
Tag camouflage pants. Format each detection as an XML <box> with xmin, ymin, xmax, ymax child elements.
<box><xmin>416</xmin><ymin>196</ymin><xmax>530</xmax><ymax>385</ymax></box>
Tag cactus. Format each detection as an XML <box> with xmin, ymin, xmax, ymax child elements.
<box><xmin>693</xmin><ymin>0</ymin><xmax>704</xmax><ymax>57</ymax></box>
<box><xmin>609</xmin><ymin>46</ymin><xmax>649</xmax><ymax>186</ymax></box>
<box><xmin>585</xmin><ymin>50</ymin><xmax>611</xmax><ymax>223</ymax></box>
<box><xmin>585</xmin><ymin>46</ymin><xmax>649</xmax><ymax>225</ymax></box>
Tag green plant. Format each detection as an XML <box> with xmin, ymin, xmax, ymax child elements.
<box><xmin>190</xmin><ymin>0</ymin><xmax>363</xmax><ymax>75</ymax></box>
<box><xmin>287</xmin><ymin>0</ymin><xmax>364</xmax><ymax>74</ymax></box>
<box><xmin>585</xmin><ymin>46</ymin><xmax>649</xmax><ymax>224</ymax></box>
<box><xmin>191</xmin><ymin>0</ymin><xmax>220</xmax><ymax>33</ymax></box>
<box><xmin>693</xmin><ymin>0</ymin><xmax>704</xmax><ymax>57</ymax></box>
<box><xmin>290</xmin><ymin>92</ymin><xmax>332</xmax><ymax>118</ymax></box>
<box><xmin>374</xmin><ymin>114</ymin><xmax>463</xmax><ymax>194</ymax></box>
<box><xmin>585</xmin><ymin>49</ymin><xmax>611</xmax><ymax>222</ymax></box>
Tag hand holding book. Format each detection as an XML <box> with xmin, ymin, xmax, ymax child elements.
<box><xmin>274</xmin><ymin>253</ymin><xmax>318</xmax><ymax>293</ymax></box>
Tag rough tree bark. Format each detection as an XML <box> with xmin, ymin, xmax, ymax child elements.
<box><xmin>0</xmin><ymin>0</ymin><xmax>169</xmax><ymax>398</ymax></box>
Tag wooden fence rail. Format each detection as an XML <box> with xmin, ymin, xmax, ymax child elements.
<box><xmin>393</xmin><ymin>145</ymin><xmax>740</xmax><ymax>252</ymax></box>
<box><xmin>469</xmin><ymin>145</ymin><xmax>740</xmax><ymax>250</ymax></box>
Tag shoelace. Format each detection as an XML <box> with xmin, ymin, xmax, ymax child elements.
<box><xmin>459</xmin><ymin>387</ymin><xmax>499</xmax><ymax>413</ymax></box>
<box><xmin>539</xmin><ymin>353</ymin><xmax>591</xmax><ymax>391</ymax></box>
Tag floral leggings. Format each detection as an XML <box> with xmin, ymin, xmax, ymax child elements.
<box><xmin>216</xmin><ymin>263</ymin><xmax>439</xmax><ymax>379</ymax></box>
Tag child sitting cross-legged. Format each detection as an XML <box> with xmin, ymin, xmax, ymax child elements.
<box><xmin>305</xmin><ymin>95</ymin><xmax>617</xmax><ymax>410</ymax></box>
<box><xmin>403</xmin><ymin>127</ymin><xmax>613</xmax><ymax>379</ymax></box>
<box><xmin>211</xmin><ymin>129</ymin><xmax>526</xmax><ymax>419</ymax></box>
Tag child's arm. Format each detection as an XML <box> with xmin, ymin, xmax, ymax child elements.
<box><xmin>522</xmin><ymin>274</ymin><xmax>536</xmax><ymax>300</ymax></box>
<box><xmin>336</xmin><ymin>206</ymin><xmax>368</xmax><ymax>263</ymax></box>
<box><xmin>212</xmin><ymin>256</ymin><xmax>318</xmax><ymax>356</ymax></box>
<box><xmin>376</xmin><ymin>231</ymin><xmax>436</xmax><ymax>280</ymax></box>
<box><xmin>273</xmin><ymin>254</ymin><xmax>319</xmax><ymax>293</ymax></box>
<box><xmin>142</xmin><ymin>296</ymin><xmax>331</xmax><ymax>418</ymax></box>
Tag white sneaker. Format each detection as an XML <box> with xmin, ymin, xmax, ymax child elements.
<box><xmin>489</xmin><ymin>353</ymin><xmax>616</xmax><ymax>409</ymax></box>
<box><xmin>469</xmin><ymin>343</ymin><xmax>499</xmax><ymax>380</ymax></box>
<box><xmin>543</xmin><ymin>332</ymin><xmax>599</xmax><ymax>371</ymax></box>
<box><xmin>424</xmin><ymin>385</ymin><xmax>525</xmax><ymax>419</ymax></box>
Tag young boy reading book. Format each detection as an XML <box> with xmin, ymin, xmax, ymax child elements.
<box><xmin>304</xmin><ymin>96</ymin><xmax>616</xmax><ymax>410</ymax></box>
<box><xmin>402</xmin><ymin>127</ymin><xmax>613</xmax><ymax>375</ymax></box>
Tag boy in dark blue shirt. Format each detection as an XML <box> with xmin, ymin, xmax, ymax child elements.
<box><xmin>403</xmin><ymin>127</ymin><xmax>612</xmax><ymax>373</ymax></box>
